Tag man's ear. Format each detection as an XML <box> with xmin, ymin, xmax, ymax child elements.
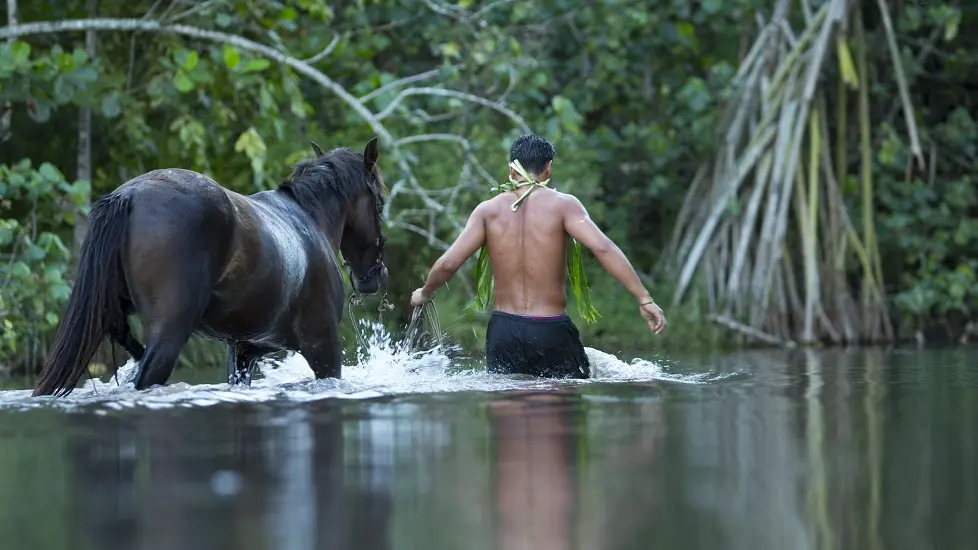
<box><xmin>541</xmin><ymin>160</ymin><xmax>553</xmax><ymax>179</ymax></box>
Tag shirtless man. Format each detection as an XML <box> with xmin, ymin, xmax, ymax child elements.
<box><xmin>410</xmin><ymin>134</ymin><xmax>666</xmax><ymax>378</ymax></box>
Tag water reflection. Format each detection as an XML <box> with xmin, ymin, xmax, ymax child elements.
<box><xmin>489</xmin><ymin>391</ymin><xmax>581</xmax><ymax>550</ymax></box>
<box><xmin>0</xmin><ymin>346</ymin><xmax>976</xmax><ymax>549</ymax></box>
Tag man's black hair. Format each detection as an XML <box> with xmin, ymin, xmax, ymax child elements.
<box><xmin>509</xmin><ymin>134</ymin><xmax>556</xmax><ymax>175</ymax></box>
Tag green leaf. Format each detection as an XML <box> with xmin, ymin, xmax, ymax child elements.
<box><xmin>100</xmin><ymin>94</ymin><xmax>122</xmax><ymax>118</ymax></box>
<box><xmin>69</xmin><ymin>180</ymin><xmax>91</xmax><ymax>206</ymax></box>
<box><xmin>53</xmin><ymin>76</ymin><xmax>74</xmax><ymax>104</ymax></box>
<box><xmin>234</xmin><ymin>127</ymin><xmax>268</xmax><ymax>189</ymax></box>
<box><xmin>43</xmin><ymin>267</ymin><xmax>62</xmax><ymax>284</ymax></box>
<box><xmin>184</xmin><ymin>50</ymin><xmax>200</xmax><ymax>71</ymax></box>
<box><xmin>566</xmin><ymin>238</ymin><xmax>600</xmax><ymax>324</ymax></box>
<box><xmin>0</xmin><ymin>226</ymin><xmax>12</xmax><ymax>246</ymax></box>
<box><xmin>216</xmin><ymin>13</ymin><xmax>232</xmax><ymax>27</ymax></box>
<box><xmin>38</xmin><ymin>162</ymin><xmax>63</xmax><ymax>183</ymax></box>
<box><xmin>56</xmin><ymin>51</ymin><xmax>75</xmax><ymax>71</ymax></box>
<box><xmin>25</xmin><ymin>244</ymin><xmax>46</xmax><ymax>261</ymax></box>
<box><xmin>44</xmin><ymin>312</ymin><xmax>59</xmax><ymax>326</ymax></box>
<box><xmin>223</xmin><ymin>45</ymin><xmax>240</xmax><ymax>70</ymax></box>
<box><xmin>241</xmin><ymin>58</ymin><xmax>271</xmax><ymax>73</ymax></box>
<box><xmin>473</xmin><ymin>244</ymin><xmax>493</xmax><ymax>310</ymax></box>
<box><xmin>10</xmin><ymin>261</ymin><xmax>31</xmax><ymax>279</ymax></box>
<box><xmin>173</xmin><ymin>71</ymin><xmax>194</xmax><ymax>93</ymax></box>
<box><xmin>49</xmin><ymin>282</ymin><xmax>71</xmax><ymax>301</ymax></box>
<box><xmin>11</xmin><ymin>41</ymin><xmax>31</xmax><ymax>64</ymax></box>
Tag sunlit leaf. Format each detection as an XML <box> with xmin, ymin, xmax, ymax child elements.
<box><xmin>223</xmin><ymin>46</ymin><xmax>240</xmax><ymax>70</ymax></box>
<box><xmin>11</xmin><ymin>41</ymin><xmax>31</xmax><ymax>64</ymax></box>
<box><xmin>241</xmin><ymin>58</ymin><xmax>271</xmax><ymax>73</ymax></box>
<box><xmin>184</xmin><ymin>50</ymin><xmax>200</xmax><ymax>71</ymax></box>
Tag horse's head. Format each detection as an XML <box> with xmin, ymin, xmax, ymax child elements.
<box><xmin>329</xmin><ymin>137</ymin><xmax>388</xmax><ymax>295</ymax></box>
<box><xmin>286</xmin><ymin>137</ymin><xmax>389</xmax><ymax>296</ymax></box>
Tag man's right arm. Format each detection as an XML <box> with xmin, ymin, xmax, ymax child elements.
<box><xmin>560</xmin><ymin>194</ymin><xmax>667</xmax><ymax>335</ymax></box>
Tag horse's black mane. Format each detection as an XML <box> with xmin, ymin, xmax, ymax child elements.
<box><xmin>277</xmin><ymin>147</ymin><xmax>385</xmax><ymax>221</ymax></box>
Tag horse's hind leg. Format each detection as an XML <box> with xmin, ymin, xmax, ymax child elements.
<box><xmin>110</xmin><ymin>308</ymin><xmax>144</xmax><ymax>361</ymax></box>
<box><xmin>134</xmin><ymin>303</ymin><xmax>208</xmax><ymax>390</ymax></box>
<box><xmin>128</xmin><ymin>259</ymin><xmax>214</xmax><ymax>390</ymax></box>
<box><xmin>228</xmin><ymin>341</ymin><xmax>274</xmax><ymax>386</ymax></box>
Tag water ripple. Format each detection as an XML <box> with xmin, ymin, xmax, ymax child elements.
<box><xmin>0</xmin><ymin>322</ymin><xmax>733</xmax><ymax>412</ymax></box>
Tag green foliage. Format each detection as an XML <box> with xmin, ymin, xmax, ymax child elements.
<box><xmin>0</xmin><ymin>159</ymin><xmax>89</xmax><ymax>371</ymax></box>
<box><xmin>875</xmin><ymin>119</ymin><xmax>978</xmax><ymax>327</ymax></box>
<box><xmin>0</xmin><ymin>40</ymin><xmax>102</xmax><ymax>123</ymax></box>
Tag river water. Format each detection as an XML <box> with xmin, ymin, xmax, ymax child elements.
<box><xmin>0</xmin><ymin>324</ymin><xmax>975</xmax><ymax>550</ymax></box>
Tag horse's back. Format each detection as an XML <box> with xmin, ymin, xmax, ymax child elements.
<box><xmin>120</xmin><ymin>168</ymin><xmax>234</xmax><ymax>232</ymax></box>
<box><xmin>121</xmin><ymin>168</ymin><xmax>230</xmax><ymax>206</ymax></box>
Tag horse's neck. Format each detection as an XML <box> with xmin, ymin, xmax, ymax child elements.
<box><xmin>316</xmin><ymin>196</ymin><xmax>355</xmax><ymax>256</ymax></box>
<box><xmin>263</xmin><ymin>190</ymin><xmax>346</xmax><ymax>252</ymax></box>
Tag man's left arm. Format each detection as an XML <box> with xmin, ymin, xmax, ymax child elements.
<box><xmin>413</xmin><ymin>203</ymin><xmax>488</xmax><ymax>305</ymax></box>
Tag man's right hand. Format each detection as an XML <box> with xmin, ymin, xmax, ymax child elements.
<box><xmin>639</xmin><ymin>300</ymin><xmax>667</xmax><ymax>335</ymax></box>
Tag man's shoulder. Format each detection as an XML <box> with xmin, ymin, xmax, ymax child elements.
<box><xmin>477</xmin><ymin>195</ymin><xmax>503</xmax><ymax>211</ymax></box>
<box><xmin>552</xmin><ymin>189</ymin><xmax>581</xmax><ymax>202</ymax></box>
<box><xmin>551</xmin><ymin>189</ymin><xmax>586</xmax><ymax>212</ymax></box>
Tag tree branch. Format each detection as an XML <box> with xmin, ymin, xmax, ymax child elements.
<box><xmin>168</xmin><ymin>0</ymin><xmax>219</xmax><ymax>22</ymax></box>
<box><xmin>359</xmin><ymin>68</ymin><xmax>443</xmax><ymax>103</ymax></box>
<box><xmin>303</xmin><ymin>33</ymin><xmax>341</xmax><ymax>64</ymax></box>
<box><xmin>376</xmin><ymin>86</ymin><xmax>531</xmax><ymax>133</ymax></box>
<box><xmin>710</xmin><ymin>314</ymin><xmax>798</xmax><ymax>348</ymax></box>
<box><xmin>394</xmin><ymin>132</ymin><xmax>496</xmax><ymax>185</ymax></box>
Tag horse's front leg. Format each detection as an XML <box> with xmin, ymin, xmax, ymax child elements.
<box><xmin>226</xmin><ymin>341</ymin><xmax>238</xmax><ymax>384</ymax></box>
<box><xmin>301</xmin><ymin>322</ymin><xmax>342</xmax><ymax>379</ymax></box>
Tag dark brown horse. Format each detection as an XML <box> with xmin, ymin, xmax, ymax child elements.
<box><xmin>33</xmin><ymin>137</ymin><xmax>389</xmax><ymax>397</ymax></box>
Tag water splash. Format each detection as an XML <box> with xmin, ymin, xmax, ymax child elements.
<box><xmin>0</xmin><ymin>319</ymin><xmax>722</xmax><ymax>412</ymax></box>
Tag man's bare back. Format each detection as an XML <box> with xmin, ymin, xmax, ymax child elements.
<box><xmin>481</xmin><ymin>187</ymin><xmax>573</xmax><ymax>316</ymax></box>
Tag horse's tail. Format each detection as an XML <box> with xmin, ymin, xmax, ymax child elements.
<box><xmin>33</xmin><ymin>191</ymin><xmax>134</xmax><ymax>397</ymax></box>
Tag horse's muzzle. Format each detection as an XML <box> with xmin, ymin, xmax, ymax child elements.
<box><xmin>351</xmin><ymin>263</ymin><xmax>388</xmax><ymax>295</ymax></box>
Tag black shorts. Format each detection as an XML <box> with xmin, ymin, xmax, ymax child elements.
<box><xmin>485</xmin><ymin>311</ymin><xmax>591</xmax><ymax>379</ymax></box>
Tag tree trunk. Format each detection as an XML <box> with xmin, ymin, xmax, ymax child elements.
<box><xmin>1</xmin><ymin>0</ymin><xmax>17</xmax><ymax>143</ymax></box>
<box><xmin>74</xmin><ymin>0</ymin><xmax>99</xmax><ymax>254</ymax></box>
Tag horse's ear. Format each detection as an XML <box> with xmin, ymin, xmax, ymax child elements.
<box><xmin>310</xmin><ymin>141</ymin><xmax>325</xmax><ymax>158</ymax></box>
<box><xmin>363</xmin><ymin>137</ymin><xmax>380</xmax><ymax>172</ymax></box>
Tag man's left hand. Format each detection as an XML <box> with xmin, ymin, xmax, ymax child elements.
<box><xmin>410</xmin><ymin>288</ymin><xmax>431</xmax><ymax>308</ymax></box>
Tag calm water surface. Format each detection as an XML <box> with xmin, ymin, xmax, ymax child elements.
<box><xmin>1</xmin><ymin>345</ymin><xmax>976</xmax><ymax>550</ymax></box>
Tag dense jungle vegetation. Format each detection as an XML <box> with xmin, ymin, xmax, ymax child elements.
<box><xmin>1</xmin><ymin>0</ymin><xmax>976</xmax><ymax>377</ymax></box>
